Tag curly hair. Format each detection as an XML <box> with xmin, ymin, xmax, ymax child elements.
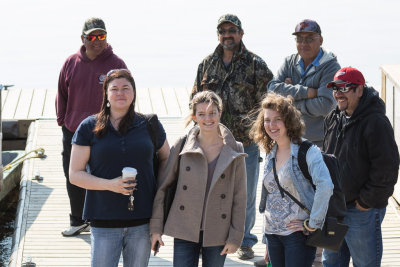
<box><xmin>93</xmin><ymin>69</ymin><xmax>136</xmax><ymax>138</ymax></box>
<box><xmin>185</xmin><ymin>90</ymin><xmax>223</xmax><ymax>127</ymax></box>
<box><xmin>249</xmin><ymin>92</ymin><xmax>305</xmax><ymax>153</ymax></box>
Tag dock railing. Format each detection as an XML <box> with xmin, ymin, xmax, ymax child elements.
<box><xmin>380</xmin><ymin>64</ymin><xmax>400</xmax><ymax>203</ymax></box>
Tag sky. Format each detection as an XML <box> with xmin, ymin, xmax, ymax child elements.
<box><xmin>0</xmin><ymin>0</ymin><xmax>399</xmax><ymax>90</ymax></box>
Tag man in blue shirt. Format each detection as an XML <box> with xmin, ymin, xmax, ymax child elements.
<box><xmin>268</xmin><ymin>19</ymin><xmax>340</xmax><ymax>147</ymax></box>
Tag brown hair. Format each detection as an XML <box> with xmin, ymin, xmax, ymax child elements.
<box><xmin>249</xmin><ymin>92</ymin><xmax>305</xmax><ymax>153</ymax></box>
<box><xmin>93</xmin><ymin>69</ymin><xmax>136</xmax><ymax>138</ymax></box>
<box><xmin>185</xmin><ymin>90</ymin><xmax>223</xmax><ymax>127</ymax></box>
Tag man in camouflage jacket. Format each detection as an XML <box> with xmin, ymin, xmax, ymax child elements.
<box><xmin>191</xmin><ymin>14</ymin><xmax>273</xmax><ymax>260</ymax></box>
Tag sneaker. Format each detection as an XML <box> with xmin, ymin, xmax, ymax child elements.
<box><xmin>61</xmin><ymin>223</ymin><xmax>90</xmax><ymax>237</ymax></box>
<box><xmin>237</xmin><ymin>246</ymin><xmax>255</xmax><ymax>260</ymax></box>
<box><xmin>254</xmin><ymin>259</ymin><xmax>268</xmax><ymax>267</ymax></box>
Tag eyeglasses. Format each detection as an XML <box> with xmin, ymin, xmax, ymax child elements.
<box><xmin>106</xmin><ymin>69</ymin><xmax>131</xmax><ymax>77</ymax></box>
<box><xmin>84</xmin><ymin>34</ymin><xmax>107</xmax><ymax>42</ymax></box>
<box><xmin>331</xmin><ymin>83</ymin><xmax>358</xmax><ymax>93</ymax></box>
<box><xmin>218</xmin><ymin>28</ymin><xmax>240</xmax><ymax>35</ymax></box>
<box><xmin>295</xmin><ymin>36</ymin><xmax>318</xmax><ymax>44</ymax></box>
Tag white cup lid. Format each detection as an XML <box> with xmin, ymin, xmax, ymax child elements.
<box><xmin>122</xmin><ymin>167</ymin><xmax>137</xmax><ymax>176</ymax></box>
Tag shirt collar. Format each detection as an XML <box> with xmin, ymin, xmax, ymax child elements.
<box><xmin>298</xmin><ymin>48</ymin><xmax>324</xmax><ymax>76</ymax></box>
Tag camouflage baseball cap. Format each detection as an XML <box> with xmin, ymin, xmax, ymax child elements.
<box><xmin>82</xmin><ymin>17</ymin><xmax>107</xmax><ymax>35</ymax></box>
<box><xmin>292</xmin><ymin>19</ymin><xmax>321</xmax><ymax>35</ymax></box>
<box><xmin>217</xmin><ymin>14</ymin><xmax>242</xmax><ymax>29</ymax></box>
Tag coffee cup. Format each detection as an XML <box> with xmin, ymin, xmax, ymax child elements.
<box><xmin>122</xmin><ymin>167</ymin><xmax>137</xmax><ymax>190</ymax></box>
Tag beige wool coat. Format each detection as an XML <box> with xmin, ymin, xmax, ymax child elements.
<box><xmin>150</xmin><ymin>124</ymin><xmax>247</xmax><ymax>247</ymax></box>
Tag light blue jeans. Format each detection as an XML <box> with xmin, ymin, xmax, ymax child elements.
<box><xmin>91</xmin><ymin>224</ymin><xmax>151</xmax><ymax>267</ymax></box>
<box><xmin>241</xmin><ymin>143</ymin><xmax>260</xmax><ymax>247</ymax></box>
<box><xmin>322</xmin><ymin>205</ymin><xmax>386</xmax><ymax>267</ymax></box>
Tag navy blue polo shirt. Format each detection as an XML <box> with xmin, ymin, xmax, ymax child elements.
<box><xmin>72</xmin><ymin>114</ymin><xmax>166</xmax><ymax>221</ymax></box>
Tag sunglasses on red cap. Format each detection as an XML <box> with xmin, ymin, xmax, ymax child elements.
<box><xmin>84</xmin><ymin>34</ymin><xmax>107</xmax><ymax>42</ymax></box>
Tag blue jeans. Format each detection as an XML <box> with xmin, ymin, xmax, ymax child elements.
<box><xmin>322</xmin><ymin>205</ymin><xmax>386</xmax><ymax>267</ymax></box>
<box><xmin>91</xmin><ymin>224</ymin><xmax>151</xmax><ymax>267</ymax></box>
<box><xmin>173</xmin><ymin>232</ymin><xmax>226</xmax><ymax>267</ymax></box>
<box><xmin>266</xmin><ymin>231</ymin><xmax>316</xmax><ymax>267</ymax></box>
<box><xmin>241</xmin><ymin>143</ymin><xmax>260</xmax><ymax>247</ymax></box>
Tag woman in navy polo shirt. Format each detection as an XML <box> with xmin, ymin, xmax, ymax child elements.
<box><xmin>69</xmin><ymin>69</ymin><xmax>170</xmax><ymax>267</ymax></box>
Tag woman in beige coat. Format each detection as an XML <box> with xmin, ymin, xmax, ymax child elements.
<box><xmin>150</xmin><ymin>91</ymin><xmax>247</xmax><ymax>267</ymax></box>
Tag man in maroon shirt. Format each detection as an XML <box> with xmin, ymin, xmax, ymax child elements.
<box><xmin>56</xmin><ymin>17</ymin><xmax>127</xmax><ymax>236</ymax></box>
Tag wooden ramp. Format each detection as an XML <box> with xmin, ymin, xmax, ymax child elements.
<box><xmin>6</xmin><ymin>87</ymin><xmax>400</xmax><ymax>266</ymax></box>
<box><xmin>1</xmin><ymin>87</ymin><xmax>190</xmax><ymax>120</ymax></box>
<box><xmin>9</xmin><ymin>119</ymin><xmax>400</xmax><ymax>267</ymax></box>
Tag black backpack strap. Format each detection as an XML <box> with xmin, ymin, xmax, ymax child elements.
<box><xmin>298</xmin><ymin>140</ymin><xmax>316</xmax><ymax>190</ymax></box>
<box><xmin>145</xmin><ymin>114</ymin><xmax>159</xmax><ymax>150</ymax></box>
<box><xmin>272</xmin><ymin>159</ymin><xmax>310</xmax><ymax>215</ymax></box>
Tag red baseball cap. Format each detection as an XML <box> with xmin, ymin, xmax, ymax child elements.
<box><xmin>327</xmin><ymin>67</ymin><xmax>365</xmax><ymax>88</ymax></box>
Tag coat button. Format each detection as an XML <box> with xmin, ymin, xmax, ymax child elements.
<box><xmin>186</xmin><ymin>166</ymin><xmax>191</xmax><ymax>171</ymax></box>
<box><xmin>183</xmin><ymin>185</ymin><xmax>187</xmax><ymax>190</ymax></box>
<box><xmin>221</xmin><ymin>174</ymin><xmax>225</xmax><ymax>179</ymax></box>
<box><xmin>180</xmin><ymin>205</ymin><xmax>185</xmax><ymax>210</ymax></box>
<box><xmin>221</xmin><ymin>214</ymin><xmax>227</xmax><ymax>219</ymax></box>
<box><xmin>220</xmin><ymin>194</ymin><xmax>226</xmax><ymax>199</ymax></box>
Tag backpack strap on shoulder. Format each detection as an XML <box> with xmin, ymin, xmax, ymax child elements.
<box><xmin>145</xmin><ymin>114</ymin><xmax>159</xmax><ymax>150</ymax></box>
<box><xmin>298</xmin><ymin>140</ymin><xmax>315</xmax><ymax>189</ymax></box>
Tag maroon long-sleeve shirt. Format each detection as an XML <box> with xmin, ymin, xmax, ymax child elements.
<box><xmin>56</xmin><ymin>44</ymin><xmax>127</xmax><ymax>132</ymax></box>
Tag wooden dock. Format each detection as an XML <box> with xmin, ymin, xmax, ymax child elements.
<box><xmin>3</xmin><ymin>87</ymin><xmax>400</xmax><ymax>266</ymax></box>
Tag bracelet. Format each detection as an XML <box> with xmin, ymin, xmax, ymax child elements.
<box><xmin>303</xmin><ymin>219</ymin><xmax>317</xmax><ymax>232</ymax></box>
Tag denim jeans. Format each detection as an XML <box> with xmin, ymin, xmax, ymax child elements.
<box><xmin>62</xmin><ymin>126</ymin><xmax>86</xmax><ymax>226</ymax></box>
<box><xmin>91</xmin><ymin>224</ymin><xmax>151</xmax><ymax>267</ymax></box>
<box><xmin>173</xmin><ymin>232</ymin><xmax>226</xmax><ymax>267</ymax></box>
<box><xmin>241</xmin><ymin>143</ymin><xmax>260</xmax><ymax>248</ymax></box>
<box><xmin>322</xmin><ymin>205</ymin><xmax>386</xmax><ymax>267</ymax></box>
<box><xmin>266</xmin><ymin>231</ymin><xmax>316</xmax><ymax>267</ymax></box>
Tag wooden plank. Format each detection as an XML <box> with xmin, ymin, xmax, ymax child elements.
<box><xmin>28</xmin><ymin>89</ymin><xmax>47</xmax><ymax>119</ymax></box>
<box><xmin>161</xmin><ymin>87</ymin><xmax>181</xmax><ymax>116</ymax></box>
<box><xmin>174</xmin><ymin>87</ymin><xmax>190</xmax><ymax>116</ymax></box>
<box><xmin>148</xmin><ymin>87</ymin><xmax>167</xmax><ymax>115</ymax></box>
<box><xmin>136</xmin><ymin>87</ymin><xmax>153</xmax><ymax>114</ymax></box>
<box><xmin>2</xmin><ymin>88</ymin><xmax>20</xmax><ymax>119</ymax></box>
<box><xmin>42</xmin><ymin>89</ymin><xmax>56</xmax><ymax>118</ymax></box>
<box><xmin>14</xmin><ymin>89</ymin><xmax>34</xmax><ymax>119</ymax></box>
<box><xmin>1</xmin><ymin>89</ymin><xmax>9</xmax><ymax>111</ymax></box>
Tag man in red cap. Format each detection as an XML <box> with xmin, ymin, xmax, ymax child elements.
<box><xmin>323</xmin><ymin>67</ymin><xmax>399</xmax><ymax>266</ymax></box>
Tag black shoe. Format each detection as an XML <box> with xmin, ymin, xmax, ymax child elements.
<box><xmin>237</xmin><ymin>246</ymin><xmax>255</xmax><ymax>260</ymax></box>
<box><xmin>254</xmin><ymin>258</ymin><xmax>268</xmax><ymax>267</ymax></box>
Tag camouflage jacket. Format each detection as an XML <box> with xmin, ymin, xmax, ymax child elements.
<box><xmin>192</xmin><ymin>41</ymin><xmax>273</xmax><ymax>146</ymax></box>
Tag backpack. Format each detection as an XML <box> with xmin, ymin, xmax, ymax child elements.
<box><xmin>144</xmin><ymin>114</ymin><xmax>160</xmax><ymax>180</ymax></box>
<box><xmin>297</xmin><ymin>140</ymin><xmax>347</xmax><ymax>221</ymax></box>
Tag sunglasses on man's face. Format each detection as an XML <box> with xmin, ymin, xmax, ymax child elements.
<box><xmin>331</xmin><ymin>83</ymin><xmax>358</xmax><ymax>93</ymax></box>
<box><xmin>84</xmin><ymin>34</ymin><xmax>107</xmax><ymax>42</ymax></box>
<box><xmin>217</xmin><ymin>28</ymin><xmax>240</xmax><ymax>35</ymax></box>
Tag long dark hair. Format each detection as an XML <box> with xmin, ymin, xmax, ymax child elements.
<box><xmin>93</xmin><ymin>69</ymin><xmax>136</xmax><ymax>138</ymax></box>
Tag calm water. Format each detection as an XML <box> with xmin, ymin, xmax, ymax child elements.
<box><xmin>0</xmin><ymin>187</ymin><xmax>19</xmax><ymax>267</ymax></box>
<box><xmin>1</xmin><ymin>0</ymin><xmax>400</xmax><ymax>90</ymax></box>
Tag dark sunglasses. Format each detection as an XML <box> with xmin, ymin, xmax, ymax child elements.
<box><xmin>332</xmin><ymin>83</ymin><xmax>358</xmax><ymax>93</ymax></box>
<box><xmin>106</xmin><ymin>68</ymin><xmax>131</xmax><ymax>77</ymax></box>
<box><xmin>84</xmin><ymin>34</ymin><xmax>107</xmax><ymax>42</ymax></box>
<box><xmin>217</xmin><ymin>28</ymin><xmax>240</xmax><ymax>35</ymax></box>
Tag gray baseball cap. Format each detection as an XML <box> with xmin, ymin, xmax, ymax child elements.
<box><xmin>82</xmin><ymin>17</ymin><xmax>107</xmax><ymax>35</ymax></box>
<box><xmin>217</xmin><ymin>14</ymin><xmax>242</xmax><ymax>29</ymax></box>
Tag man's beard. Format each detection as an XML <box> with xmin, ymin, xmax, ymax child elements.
<box><xmin>221</xmin><ymin>38</ymin><xmax>238</xmax><ymax>51</ymax></box>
